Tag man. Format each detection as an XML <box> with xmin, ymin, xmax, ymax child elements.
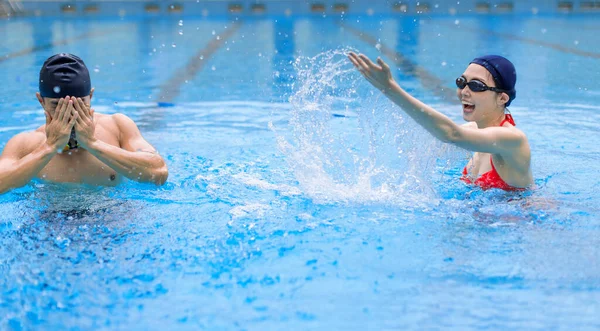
<box><xmin>0</xmin><ymin>53</ymin><xmax>168</xmax><ymax>194</ymax></box>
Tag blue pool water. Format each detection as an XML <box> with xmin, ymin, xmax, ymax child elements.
<box><xmin>1</xmin><ymin>14</ymin><xmax>600</xmax><ymax>329</ymax></box>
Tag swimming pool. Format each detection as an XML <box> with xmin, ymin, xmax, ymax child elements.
<box><xmin>1</xmin><ymin>12</ymin><xmax>600</xmax><ymax>329</ymax></box>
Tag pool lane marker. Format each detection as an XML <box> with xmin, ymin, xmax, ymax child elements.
<box><xmin>156</xmin><ymin>22</ymin><xmax>242</xmax><ymax>104</ymax></box>
<box><xmin>0</xmin><ymin>27</ymin><xmax>125</xmax><ymax>63</ymax></box>
<box><xmin>439</xmin><ymin>22</ymin><xmax>600</xmax><ymax>60</ymax></box>
<box><xmin>339</xmin><ymin>22</ymin><xmax>459</xmax><ymax>104</ymax></box>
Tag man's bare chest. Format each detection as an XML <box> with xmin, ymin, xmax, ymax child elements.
<box><xmin>37</xmin><ymin>127</ymin><xmax>122</xmax><ymax>185</ymax></box>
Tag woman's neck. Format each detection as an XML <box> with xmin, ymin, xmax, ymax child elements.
<box><xmin>476</xmin><ymin>110</ymin><xmax>506</xmax><ymax>129</ymax></box>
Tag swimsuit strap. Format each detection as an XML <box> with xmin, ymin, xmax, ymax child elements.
<box><xmin>490</xmin><ymin>113</ymin><xmax>514</xmax><ymax>174</ymax></box>
<box><xmin>489</xmin><ymin>156</ymin><xmax>497</xmax><ymax>171</ymax></box>
<box><xmin>500</xmin><ymin>113</ymin><xmax>515</xmax><ymax>126</ymax></box>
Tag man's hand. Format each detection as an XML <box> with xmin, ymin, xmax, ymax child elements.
<box><xmin>45</xmin><ymin>97</ymin><xmax>78</xmax><ymax>151</ymax></box>
<box><xmin>348</xmin><ymin>52</ymin><xmax>395</xmax><ymax>93</ymax></box>
<box><xmin>73</xmin><ymin>97</ymin><xmax>97</xmax><ymax>148</ymax></box>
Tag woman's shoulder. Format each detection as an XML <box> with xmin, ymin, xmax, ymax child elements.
<box><xmin>461</xmin><ymin>122</ymin><xmax>478</xmax><ymax>129</ymax></box>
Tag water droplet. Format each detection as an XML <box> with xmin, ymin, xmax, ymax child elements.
<box><xmin>375</xmin><ymin>43</ymin><xmax>381</xmax><ymax>51</ymax></box>
<box><xmin>94</xmin><ymin>68</ymin><xmax>100</xmax><ymax>73</ymax></box>
<box><xmin>53</xmin><ymin>86</ymin><xmax>61</xmax><ymax>93</ymax></box>
<box><xmin>172</xmin><ymin>43</ymin><xmax>177</xmax><ymax>48</ymax></box>
<box><xmin>541</xmin><ymin>28</ymin><xmax>547</xmax><ymax>34</ymax></box>
<box><xmin>211</xmin><ymin>66</ymin><xmax>216</xmax><ymax>71</ymax></box>
<box><xmin>441</xmin><ymin>61</ymin><xmax>447</xmax><ymax>66</ymax></box>
<box><xmin>454</xmin><ymin>20</ymin><xmax>460</xmax><ymax>25</ymax></box>
<box><xmin>178</xmin><ymin>30</ymin><xmax>183</xmax><ymax>35</ymax></box>
<box><xmin>178</xmin><ymin>20</ymin><xmax>183</xmax><ymax>26</ymax></box>
<box><xmin>216</xmin><ymin>35</ymin><xmax>220</xmax><ymax>40</ymax></box>
<box><xmin>574</xmin><ymin>40</ymin><xmax>579</xmax><ymax>45</ymax></box>
<box><xmin>200</xmin><ymin>55</ymin><xmax>204</xmax><ymax>60</ymax></box>
<box><xmin>211</xmin><ymin>30</ymin><xmax>216</xmax><ymax>35</ymax></box>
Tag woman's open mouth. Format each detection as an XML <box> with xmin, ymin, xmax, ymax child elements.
<box><xmin>462</xmin><ymin>102</ymin><xmax>475</xmax><ymax>113</ymax></box>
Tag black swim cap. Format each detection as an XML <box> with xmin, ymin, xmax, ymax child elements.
<box><xmin>470</xmin><ymin>55</ymin><xmax>517</xmax><ymax>107</ymax></box>
<box><xmin>39</xmin><ymin>53</ymin><xmax>91</xmax><ymax>98</ymax></box>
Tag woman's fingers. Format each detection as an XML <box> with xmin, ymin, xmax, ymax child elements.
<box><xmin>355</xmin><ymin>54</ymin><xmax>370</xmax><ymax>72</ymax></box>
<box><xmin>348</xmin><ymin>53</ymin><xmax>360</xmax><ymax>67</ymax></box>
<box><xmin>358</xmin><ymin>54</ymin><xmax>377</xmax><ymax>69</ymax></box>
<box><xmin>377</xmin><ymin>57</ymin><xmax>390</xmax><ymax>72</ymax></box>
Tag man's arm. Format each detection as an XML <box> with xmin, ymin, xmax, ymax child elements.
<box><xmin>74</xmin><ymin>99</ymin><xmax>168</xmax><ymax>185</ymax></box>
<box><xmin>0</xmin><ymin>98</ymin><xmax>77</xmax><ymax>194</ymax></box>
<box><xmin>348</xmin><ymin>52</ymin><xmax>525</xmax><ymax>156</ymax></box>
<box><xmin>0</xmin><ymin>132</ymin><xmax>55</xmax><ymax>194</ymax></box>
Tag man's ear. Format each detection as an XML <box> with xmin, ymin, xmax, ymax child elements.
<box><xmin>89</xmin><ymin>87</ymin><xmax>95</xmax><ymax>100</ymax></box>
<box><xmin>36</xmin><ymin>92</ymin><xmax>44</xmax><ymax>107</ymax></box>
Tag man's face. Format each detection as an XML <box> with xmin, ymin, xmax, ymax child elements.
<box><xmin>43</xmin><ymin>96</ymin><xmax>91</xmax><ymax>116</ymax></box>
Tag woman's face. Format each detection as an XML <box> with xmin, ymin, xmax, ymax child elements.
<box><xmin>457</xmin><ymin>64</ymin><xmax>506</xmax><ymax>123</ymax></box>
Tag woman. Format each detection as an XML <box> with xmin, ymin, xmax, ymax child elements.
<box><xmin>348</xmin><ymin>52</ymin><xmax>532</xmax><ymax>191</ymax></box>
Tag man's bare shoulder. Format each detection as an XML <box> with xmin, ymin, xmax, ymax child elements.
<box><xmin>96</xmin><ymin>112</ymin><xmax>136</xmax><ymax>128</ymax></box>
<box><xmin>14</xmin><ymin>129</ymin><xmax>45</xmax><ymax>144</ymax></box>
<box><xmin>93</xmin><ymin>112</ymin><xmax>122</xmax><ymax>135</ymax></box>
<box><xmin>2</xmin><ymin>130</ymin><xmax>46</xmax><ymax>158</ymax></box>
<box><xmin>109</xmin><ymin>113</ymin><xmax>142</xmax><ymax>134</ymax></box>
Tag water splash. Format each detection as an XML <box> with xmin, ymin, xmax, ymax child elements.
<box><xmin>273</xmin><ymin>49</ymin><xmax>445</xmax><ymax>206</ymax></box>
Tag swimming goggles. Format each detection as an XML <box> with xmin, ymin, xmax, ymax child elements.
<box><xmin>455</xmin><ymin>76</ymin><xmax>507</xmax><ymax>93</ymax></box>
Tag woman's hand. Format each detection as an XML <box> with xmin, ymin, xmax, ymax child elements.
<box><xmin>348</xmin><ymin>52</ymin><xmax>395</xmax><ymax>92</ymax></box>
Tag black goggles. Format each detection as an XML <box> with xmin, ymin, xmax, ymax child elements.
<box><xmin>455</xmin><ymin>76</ymin><xmax>507</xmax><ymax>93</ymax></box>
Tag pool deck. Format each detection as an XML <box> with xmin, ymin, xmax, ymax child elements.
<box><xmin>2</xmin><ymin>0</ymin><xmax>600</xmax><ymax>18</ymax></box>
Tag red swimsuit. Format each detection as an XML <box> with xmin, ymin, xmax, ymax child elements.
<box><xmin>461</xmin><ymin>114</ymin><xmax>525</xmax><ymax>191</ymax></box>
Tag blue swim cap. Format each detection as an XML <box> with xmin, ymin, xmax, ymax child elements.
<box><xmin>39</xmin><ymin>53</ymin><xmax>91</xmax><ymax>98</ymax></box>
<box><xmin>470</xmin><ymin>55</ymin><xmax>517</xmax><ymax>107</ymax></box>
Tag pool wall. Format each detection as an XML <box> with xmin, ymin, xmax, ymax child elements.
<box><xmin>4</xmin><ymin>0</ymin><xmax>600</xmax><ymax>18</ymax></box>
